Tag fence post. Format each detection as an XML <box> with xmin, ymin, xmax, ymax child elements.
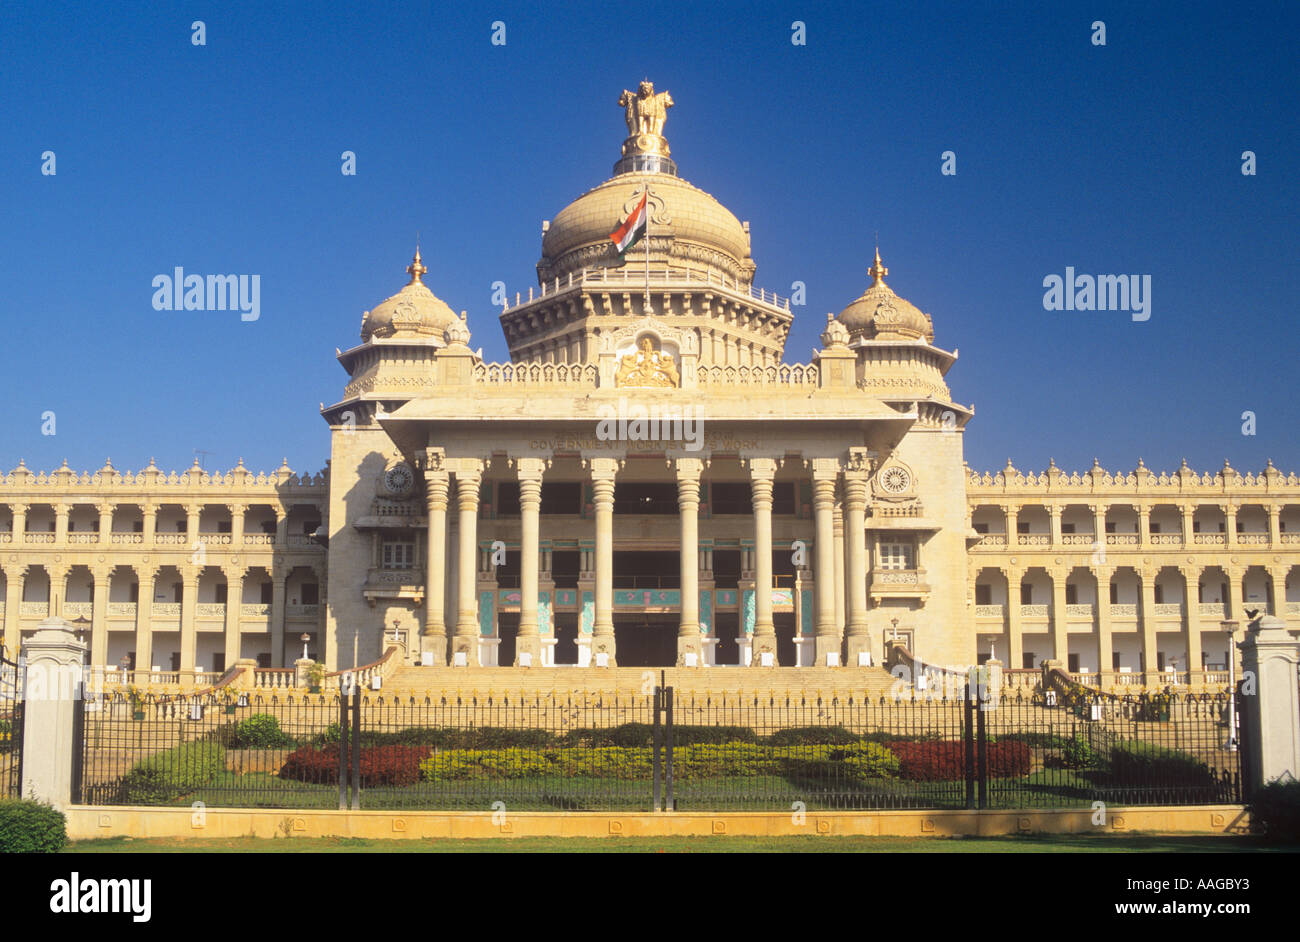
<box><xmin>19</xmin><ymin>616</ymin><xmax>87</xmax><ymax>809</ymax></box>
<box><xmin>350</xmin><ymin>690</ymin><xmax>361</xmax><ymax>810</ymax></box>
<box><xmin>664</xmin><ymin>686</ymin><xmax>674</xmax><ymax>812</ymax></box>
<box><xmin>964</xmin><ymin>681</ymin><xmax>976</xmax><ymax>810</ymax></box>
<box><xmin>1237</xmin><ymin>615</ymin><xmax>1300</xmax><ymax>799</ymax></box>
<box><xmin>337</xmin><ymin>692</ymin><xmax>349</xmax><ymax>810</ymax></box>
<box><xmin>652</xmin><ymin>686</ymin><xmax>662</xmax><ymax>812</ymax></box>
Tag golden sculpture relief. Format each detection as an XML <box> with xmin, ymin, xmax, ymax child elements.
<box><xmin>615</xmin><ymin>336</ymin><xmax>680</xmax><ymax>388</ymax></box>
<box><xmin>618</xmin><ymin>80</ymin><xmax>673</xmax><ymax>157</ymax></box>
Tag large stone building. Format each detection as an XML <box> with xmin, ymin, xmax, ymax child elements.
<box><xmin>3</xmin><ymin>83</ymin><xmax>1298</xmax><ymax>687</ymax></box>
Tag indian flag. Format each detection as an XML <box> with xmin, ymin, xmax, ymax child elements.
<box><xmin>609</xmin><ymin>192</ymin><xmax>648</xmax><ymax>256</ymax></box>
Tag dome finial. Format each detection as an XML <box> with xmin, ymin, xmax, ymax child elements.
<box><xmin>406</xmin><ymin>244</ymin><xmax>427</xmax><ymax>285</ymax></box>
<box><xmin>869</xmin><ymin>245</ymin><xmax>888</xmax><ymax>286</ymax></box>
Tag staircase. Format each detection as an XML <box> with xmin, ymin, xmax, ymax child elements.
<box><xmin>384</xmin><ymin>665</ymin><xmax>901</xmax><ymax>700</ymax></box>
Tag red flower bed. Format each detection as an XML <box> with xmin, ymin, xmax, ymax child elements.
<box><xmin>887</xmin><ymin>741</ymin><xmax>1031</xmax><ymax>780</ymax></box>
<box><xmin>280</xmin><ymin>745</ymin><xmax>427</xmax><ymax>786</ymax></box>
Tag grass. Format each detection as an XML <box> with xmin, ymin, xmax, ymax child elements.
<box><xmin>66</xmin><ymin>833</ymin><xmax>1299</xmax><ymax>854</ymax></box>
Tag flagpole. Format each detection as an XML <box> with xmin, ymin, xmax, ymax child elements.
<box><xmin>644</xmin><ymin>182</ymin><xmax>651</xmax><ymax>312</ymax></box>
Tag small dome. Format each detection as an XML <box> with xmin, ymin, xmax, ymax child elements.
<box><xmin>360</xmin><ymin>248</ymin><xmax>458</xmax><ymax>342</ymax></box>
<box><xmin>538</xmin><ymin>172</ymin><xmax>754</xmax><ymax>284</ymax></box>
<box><xmin>836</xmin><ymin>249</ymin><xmax>934</xmax><ymax>342</ymax></box>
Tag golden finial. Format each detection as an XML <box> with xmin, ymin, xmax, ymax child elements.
<box><xmin>868</xmin><ymin>246</ymin><xmax>888</xmax><ymax>286</ymax></box>
<box><xmin>406</xmin><ymin>245</ymin><xmax>427</xmax><ymax>285</ymax></box>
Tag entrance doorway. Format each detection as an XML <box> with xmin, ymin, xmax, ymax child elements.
<box><xmin>614</xmin><ymin>615</ymin><xmax>677</xmax><ymax>666</ymax></box>
<box><xmin>553</xmin><ymin>613</ymin><xmax>579</xmax><ymax>665</ymax></box>
<box><xmin>713</xmin><ymin>613</ymin><xmax>740</xmax><ymax>665</ymax></box>
<box><xmin>497</xmin><ymin>613</ymin><xmax>518</xmax><ymax>667</ymax></box>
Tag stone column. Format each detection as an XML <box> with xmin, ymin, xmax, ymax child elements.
<box><xmin>1223</xmin><ymin>503</ymin><xmax>1238</xmax><ymax>548</ymax></box>
<box><xmin>1095</xmin><ymin>566</ymin><xmax>1114</xmax><ymax>683</ymax></box>
<box><xmin>832</xmin><ymin>490</ymin><xmax>846</xmax><ymax>635</ymax></box>
<box><xmin>675</xmin><ymin>458</ymin><xmax>704</xmax><ymax>666</ymax></box>
<box><xmin>747</xmin><ymin>458</ymin><xmax>778</xmax><ymax>665</ymax></box>
<box><xmin>49</xmin><ymin>565</ymin><xmax>68</xmax><ymax>619</ymax></box>
<box><xmin>1006</xmin><ymin>565</ymin><xmax>1024</xmax><ymax>669</ymax></box>
<box><xmin>3</xmin><ymin>565</ymin><xmax>25</xmax><ymax>659</ymax></box>
<box><xmin>90</xmin><ymin>568</ymin><xmax>109</xmax><ymax>667</ymax></box>
<box><xmin>1239</xmin><ymin>615</ymin><xmax>1300</xmax><ymax>796</ymax></box>
<box><xmin>135</xmin><ymin>566</ymin><xmax>155</xmax><ymax>674</ymax></box>
<box><xmin>811</xmin><ymin>460</ymin><xmax>841</xmax><ymax>665</ymax></box>
<box><xmin>223</xmin><ymin>567</ymin><xmax>244</xmax><ymax>670</ymax></box>
<box><xmin>1137</xmin><ymin>504</ymin><xmax>1151</xmax><ymax>546</ymax></box>
<box><xmin>1267</xmin><ymin>505</ymin><xmax>1281</xmax><ymax>547</ymax></box>
<box><xmin>54</xmin><ymin>502</ymin><xmax>69</xmax><ymax>544</ymax></box>
<box><xmin>180</xmin><ymin>569</ymin><xmax>198</xmax><ymax>675</ymax></box>
<box><xmin>588</xmin><ymin>458</ymin><xmax>619</xmax><ymax>666</ymax></box>
<box><xmin>451</xmin><ymin>464</ymin><xmax>483</xmax><ymax>665</ymax></box>
<box><xmin>270</xmin><ymin>562</ymin><xmax>287</xmax><ymax>668</ymax></box>
<box><xmin>142</xmin><ymin>504</ymin><xmax>157</xmax><ymax>546</ymax></box>
<box><xmin>229</xmin><ymin>503</ymin><xmax>247</xmax><ymax>549</ymax></box>
<box><xmin>1138</xmin><ymin>566</ymin><xmax>1159</xmax><ymax>683</ymax></box>
<box><xmin>1179</xmin><ymin>503</ymin><xmax>1194</xmax><ymax>547</ymax></box>
<box><xmin>185</xmin><ymin>502</ymin><xmax>201</xmax><ymax>554</ymax></box>
<box><xmin>11</xmin><ymin>504</ymin><xmax>27</xmax><ymax>545</ymax></box>
<box><xmin>1049</xmin><ymin>566</ymin><xmax>1068</xmax><ymax>665</ymax></box>
<box><xmin>96</xmin><ymin>502</ymin><xmax>113</xmax><ymax>544</ymax></box>
<box><xmin>1048</xmin><ymin>505</ymin><xmax>1062</xmax><ymax>546</ymax></box>
<box><xmin>1182</xmin><ymin>566</ymin><xmax>1203</xmax><ymax>678</ymax></box>
<box><xmin>421</xmin><ymin>451</ymin><xmax>450</xmax><ymax>665</ymax></box>
<box><xmin>21</xmin><ymin>617</ymin><xmax>87</xmax><ymax>809</ymax></box>
<box><xmin>1005</xmin><ymin>504</ymin><xmax>1019</xmax><ymax>545</ymax></box>
<box><xmin>274</xmin><ymin>508</ymin><xmax>289</xmax><ymax>547</ymax></box>
<box><xmin>514</xmin><ymin>457</ymin><xmax>548</xmax><ymax>666</ymax></box>
<box><xmin>843</xmin><ymin>474</ymin><xmax>871</xmax><ymax>665</ymax></box>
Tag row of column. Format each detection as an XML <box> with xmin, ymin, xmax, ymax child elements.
<box><xmin>996</xmin><ymin>564</ymin><xmax>1284</xmax><ymax>672</ymax></box>
<box><xmin>2</xmin><ymin>502</ymin><xmax>306</xmax><ymax>546</ymax></box>
<box><xmin>998</xmin><ymin>502</ymin><xmax>1289</xmax><ymax>547</ymax></box>
<box><xmin>417</xmin><ymin>451</ymin><xmax>872</xmax><ymax>667</ymax></box>
<box><xmin>1</xmin><ymin>564</ymin><xmax>300</xmax><ymax>670</ymax></box>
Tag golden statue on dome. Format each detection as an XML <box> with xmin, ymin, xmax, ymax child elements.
<box><xmin>619</xmin><ymin>80</ymin><xmax>674</xmax><ymax>158</ymax></box>
<box><xmin>615</xmin><ymin>336</ymin><xmax>680</xmax><ymax>388</ymax></box>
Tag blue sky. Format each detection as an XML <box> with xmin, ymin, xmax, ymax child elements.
<box><xmin>1</xmin><ymin>0</ymin><xmax>1296</xmax><ymax>477</ymax></box>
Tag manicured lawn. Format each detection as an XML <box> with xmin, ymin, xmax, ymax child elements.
<box><xmin>67</xmin><ymin>833</ymin><xmax>1297</xmax><ymax>854</ymax></box>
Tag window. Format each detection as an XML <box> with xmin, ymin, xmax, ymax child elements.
<box><xmin>129</xmin><ymin>583</ymin><xmax>139</xmax><ymax>603</ymax></box>
<box><xmin>497</xmin><ymin>482</ymin><xmax>521</xmax><ymax>516</ymax></box>
<box><xmin>1065</xmin><ymin>584</ymin><xmax>1078</xmax><ymax>605</ymax></box>
<box><xmin>1061</xmin><ymin>522</ymin><xmax>1075</xmax><ymax>534</ymax></box>
<box><xmin>1150</xmin><ymin>522</ymin><xmax>1161</xmax><ymax>534</ymax></box>
<box><xmin>1153</xmin><ymin>584</ymin><xmax>1164</xmax><ymax>604</ymax></box>
<box><xmin>974</xmin><ymin>584</ymin><xmax>992</xmax><ymax>605</ymax></box>
<box><xmin>878</xmin><ymin>543</ymin><xmax>913</xmax><ymax>570</ymax></box>
<box><xmin>1022</xmin><ymin>653</ymin><xmax>1036</xmax><ymax>669</ymax></box>
<box><xmin>1068</xmin><ymin>654</ymin><xmax>1080</xmax><ymax>672</ymax></box>
<box><xmin>1110</xmin><ymin>583</ymin><xmax>1119</xmax><ymax>604</ymax></box>
<box><xmin>1112</xmin><ymin>652</ymin><xmax>1122</xmax><ymax>671</ymax></box>
<box><xmin>301</xmin><ymin>583</ymin><xmax>319</xmax><ymax>605</ymax></box>
<box><xmin>1020</xmin><ymin>584</ymin><xmax>1033</xmax><ymax>605</ymax></box>
<box><xmin>1105</xmin><ymin>521</ymin><xmax>1116</xmax><ymax>534</ymax></box>
<box><xmin>1017</xmin><ymin>521</ymin><xmax>1029</xmax><ymax>534</ymax></box>
<box><xmin>215</xmin><ymin>584</ymin><xmax>227</xmax><ymax>604</ymax></box>
<box><xmin>260</xmin><ymin>582</ymin><xmax>273</xmax><ymax>604</ymax></box>
<box><xmin>132</xmin><ymin>520</ymin><xmax>143</xmax><ymax>532</ymax></box>
<box><xmin>772</xmin><ymin>482</ymin><xmax>796</xmax><ymax>516</ymax></box>
<box><xmin>973</xmin><ymin>522</ymin><xmax>989</xmax><ymax>534</ymax></box>
<box><xmin>540</xmin><ymin>482</ymin><xmax>581</xmax><ymax>515</ymax></box>
<box><xmin>710</xmin><ymin>482</ymin><xmax>752</xmax><ymax>516</ymax></box>
<box><xmin>218</xmin><ymin>521</ymin><xmax>231</xmax><ymax>533</ymax></box>
<box><xmin>382</xmin><ymin>541</ymin><xmax>415</xmax><ymax>569</ymax></box>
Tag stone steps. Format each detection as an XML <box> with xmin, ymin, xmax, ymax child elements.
<box><xmin>384</xmin><ymin>666</ymin><xmax>902</xmax><ymax>699</ymax></box>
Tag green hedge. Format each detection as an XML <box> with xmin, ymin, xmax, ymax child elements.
<box><xmin>765</xmin><ymin>725</ymin><xmax>858</xmax><ymax>746</ymax></box>
<box><xmin>121</xmin><ymin>740</ymin><xmax>227</xmax><ymax>803</ymax></box>
<box><xmin>0</xmin><ymin>799</ymin><xmax>66</xmax><ymax>853</ymax></box>
<box><xmin>229</xmin><ymin>714</ymin><xmax>292</xmax><ymax>748</ymax></box>
<box><xmin>419</xmin><ymin>741</ymin><xmax>901</xmax><ymax>783</ymax></box>
<box><xmin>1250</xmin><ymin>779</ymin><xmax>1300</xmax><ymax>841</ymax></box>
<box><xmin>1109</xmin><ymin>741</ymin><xmax>1214</xmax><ymax>786</ymax></box>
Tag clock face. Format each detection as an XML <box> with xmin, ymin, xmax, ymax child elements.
<box><xmin>880</xmin><ymin>466</ymin><xmax>911</xmax><ymax>494</ymax></box>
<box><xmin>384</xmin><ymin>464</ymin><xmax>414</xmax><ymax>496</ymax></box>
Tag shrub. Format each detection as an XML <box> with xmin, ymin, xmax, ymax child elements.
<box><xmin>1109</xmin><ymin>741</ymin><xmax>1214</xmax><ymax>787</ymax></box>
<box><xmin>230</xmin><ymin>713</ymin><xmax>292</xmax><ymax>749</ymax></box>
<box><xmin>1060</xmin><ymin>735</ymin><xmax>1098</xmax><ymax>770</ymax></box>
<box><xmin>1250</xmin><ymin>779</ymin><xmax>1300</xmax><ymax>841</ymax></box>
<box><xmin>884</xmin><ymin>740</ymin><xmax>1030</xmax><ymax>781</ymax></box>
<box><xmin>766</xmin><ymin>726</ymin><xmax>858</xmax><ymax>746</ymax></box>
<box><xmin>121</xmin><ymin>741</ymin><xmax>226</xmax><ymax>803</ymax></box>
<box><xmin>280</xmin><ymin>745</ymin><xmax>429</xmax><ymax>786</ymax></box>
<box><xmin>0</xmin><ymin>799</ymin><xmax>67</xmax><ymax>853</ymax></box>
<box><xmin>985</xmin><ymin>741</ymin><xmax>1032</xmax><ymax>778</ymax></box>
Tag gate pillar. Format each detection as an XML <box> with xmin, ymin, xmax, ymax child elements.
<box><xmin>1238</xmin><ymin>614</ymin><xmax>1300</xmax><ymax>797</ymax></box>
<box><xmin>21</xmin><ymin>616</ymin><xmax>88</xmax><ymax>809</ymax></box>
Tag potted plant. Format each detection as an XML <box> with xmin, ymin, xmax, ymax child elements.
<box><xmin>127</xmin><ymin>685</ymin><xmax>145</xmax><ymax>720</ymax></box>
<box><xmin>223</xmin><ymin>695</ymin><xmax>237</xmax><ymax>715</ymax></box>
<box><xmin>306</xmin><ymin>661</ymin><xmax>325</xmax><ymax>694</ymax></box>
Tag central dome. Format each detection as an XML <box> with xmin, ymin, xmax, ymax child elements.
<box><xmin>539</xmin><ymin>174</ymin><xmax>755</xmax><ymax>285</ymax></box>
<box><xmin>537</xmin><ymin>80</ymin><xmax>755</xmax><ymax>286</ymax></box>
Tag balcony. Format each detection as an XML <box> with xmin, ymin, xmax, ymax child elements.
<box><xmin>1060</xmin><ymin>533</ymin><xmax>1095</xmax><ymax>546</ymax></box>
<box><xmin>1019</xmin><ymin>604</ymin><xmax>1049</xmax><ymax>618</ymax></box>
<box><xmin>110</xmin><ymin>532</ymin><xmax>143</xmax><ymax>545</ymax></box>
<box><xmin>1152</xmin><ymin>603</ymin><xmax>1184</xmax><ymax>617</ymax></box>
<box><xmin>1193</xmin><ymin>533</ymin><xmax>1225</xmax><ymax>545</ymax></box>
<box><xmin>243</xmin><ymin>533</ymin><xmax>274</xmax><ymax>545</ymax></box>
<box><xmin>1234</xmin><ymin>532</ymin><xmax>1269</xmax><ymax>545</ymax></box>
<box><xmin>974</xmin><ymin>604</ymin><xmax>1005</xmax><ymax>619</ymax></box>
<box><xmin>63</xmin><ymin>601</ymin><xmax>93</xmax><ymax>618</ymax></box>
<box><xmin>1109</xmin><ymin>604</ymin><xmax>1138</xmax><ymax>617</ymax></box>
<box><xmin>241</xmin><ymin>604</ymin><xmax>271</xmax><ymax>617</ymax></box>
<box><xmin>1105</xmin><ymin>533</ymin><xmax>1138</xmax><ymax>545</ymax></box>
<box><xmin>155</xmin><ymin>533</ymin><xmax>186</xmax><ymax>545</ymax></box>
<box><xmin>1148</xmin><ymin>534</ymin><xmax>1181</xmax><ymax>545</ymax></box>
<box><xmin>107</xmin><ymin>603</ymin><xmax>137</xmax><ymax>617</ymax></box>
<box><xmin>1015</xmin><ymin>534</ymin><xmax>1050</xmax><ymax>546</ymax></box>
<box><xmin>1197</xmin><ymin>602</ymin><xmax>1227</xmax><ymax>617</ymax></box>
<box><xmin>1065</xmin><ymin>603</ymin><xmax>1095</xmax><ymax>618</ymax></box>
<box><xmin>24</xmin><ymin>533</ymin><xmax>54</xmax><ymax>544</ymax></box>
<box><xmin>972</xmin><ymin>534</ymin><xmax>1007</xmax><ymax>549</ymax></box>
<box><xmin>67</xmin><ymin>533</ymin><xmax>99</xmax><ymax>544</ymax></box>
<box><xmin>196</xmin><ymin>603</ymin><xmax>226</xmax><ymax>618</ymax></box>
<box><xmin>20</xmin><ymin>602</ymin><xmax>48</xmax><ymax>617</ymax></box>
<box><xmin>287</xmin><ymin>604</ymin><xmax>321</xmax><ymax>618</ymax></box>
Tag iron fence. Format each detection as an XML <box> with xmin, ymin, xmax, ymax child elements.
<box><xmin>72</xmin><ymin>686</ymin><xmax>1242</xmax><ymax>812</ymax></box>
<box><xmin>0</xmin><ymin>654</ymin><xmax>23</xmax><ymax>799</ymax></box>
